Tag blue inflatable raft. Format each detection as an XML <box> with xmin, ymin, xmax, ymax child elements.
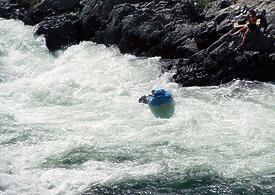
<box><xmin>147</xmin><ymin>89</ymin><xmax>175</xmax><ymax>118</ymax></box>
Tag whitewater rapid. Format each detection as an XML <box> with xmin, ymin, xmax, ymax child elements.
<box><xmin>0</xmin><ymin>19</ymin><xmax>274</xmax><ymax>194</ymax></box>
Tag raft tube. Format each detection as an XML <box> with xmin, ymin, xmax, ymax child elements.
<box><xmin>148</xmin><ymin>89</ymin><xmax>175</xmax><ymax>118</ymax></box>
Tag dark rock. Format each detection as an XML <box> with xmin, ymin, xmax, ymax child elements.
<box><xmin>244</xmin><ymin>0</ymin><xmax>275</xmax><ymax>36</ymax></box>
<box><xmin>79</xmin><ymin>0</ymin><xmax>204</xmax><ymax>58</ymax></box>
<box><xmin>23</xmin><ymin>3</ymin><xmax>57</xmax><ymax>25</ymax></box>
<box><xmin>115</xmin><ymin>9</ymin><xmax>166</xmax><ymax>56</ymax></box>
<box><xmin>205</xmin><ymin>0</ymin><xmax>234</xmax><ymax>20</ymax></box>
<box><xmin>216</xmin><ymin>19</ymin><xmax>232</xmax><ymax>34</ymax></box>
<box><xmin>266</xmin><ymin>4</ymin><xmax>275</xmax><ymax>36</ymax></box>
<box><xmin>194</xmin><ymin>21</ymin><xmax>218</xmax><ymax>50</ymax></box>
<box><xmin>170</xmin><ymin>0</ymin><xmax>275</xmax><ymax>86</ymax></box>
<box><xmin>173</xmin><ymin>31</ymin><xmax>275</xmax><ymax>86</ymax></box>
<box><xmin>79</xmin><ymin>0</ymin><xmax>107</xmax><ymax>40</ymax></box>
<box><xmin>0</xmin><ymin>0</ymin><xmax>27</xmax><ymax>20</ymax></box>
<box><xmin>23</xmin><ymin>0</ymin><xmax>79</xmax><ymax>25</ymax></box>
<box><xmin>244</xmin><ymin>30</ymin><xmax>274</xmax><ymax>53</ymax></box>
<box><xmin>269</xmin><ymin>53</ymin><xmax>275</xmax><ymax>62</ymax></box>
<box><xmin>44</xmin><ymin>0</ymin><xmax>79</xmax><ymax>11</ymax></box>
<box><xmin>35</xmin><ymin>14</ymin><xmax>81</xmax><ymax>51</ymax></box>
<box><xmin>17</xmin><ymin>0</ymin><xmax>40</xmax><ymax>8</ymax></box>
<box><xmin>104</xmin><ymin>0</ymin><xmax>152</xmax><ymax>11</ymax></box>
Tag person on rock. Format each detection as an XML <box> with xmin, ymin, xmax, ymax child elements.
<box><xmin>232</xmin><ymin>10</ymin><xmax>259</xmax><ymax>50</ymax></box>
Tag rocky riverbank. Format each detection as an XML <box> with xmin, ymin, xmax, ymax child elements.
<box><xmin>1</xmin><ymin>0</ymin><xmax>275</xmax><ymax>86</ymax></box>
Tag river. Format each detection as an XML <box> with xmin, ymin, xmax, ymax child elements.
<box><xmin>0</xmin><ymin>19</ymin><xmax>274</xmax><ymax>194</ymax></box>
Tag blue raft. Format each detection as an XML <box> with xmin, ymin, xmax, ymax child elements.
<box><xmin>147</xmin><ymin>89</ymin><xmax>175</xmax><ymax>118</ymax></box>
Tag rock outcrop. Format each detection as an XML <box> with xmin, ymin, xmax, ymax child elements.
<box><xmin>0</xmin><ymin>0</ymin><xmax>274</xmax><ymax>86</ymax></box>
<box><xmin>23</xmin><ymin>0</ymin><xmax>80</xmax><ymax>25</ymax></box>
<box><xmin>35</xmin><ymin>13</ymin><xmax>81</xmax><ymax>51</ymax></box>
<box><xmin>0</xmin><ymin>0</ymin><xmax>27</xmax><ymax>20</ymax></box>
<box><xmin>172</xmin><ymin>33</ymin><xmax>275</xmax><ymax>86</ymax></box>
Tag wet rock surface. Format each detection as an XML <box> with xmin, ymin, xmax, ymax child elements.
<box><xmin>35</xmin><ymin>13</ymin><xmax>81</xmax><ymax>51</ymax></box>
<box><xmin>23</xmin><ymin>0</ymin><xmax>80</xmax><ymax>25</ymax></box>
<box><xmin>0</xmin><ymin>0</ymin><xmax>27</xmax><ymax>20</ymax></box>
<box><xmin>0</xmin><ymin>0</ymin><xmax>274</xmax><ymax>86</ymax></box>
<box><xmin>173</xmin><ymin>34</ymin><xmax>275</xmax><ymax>86</ymax></box>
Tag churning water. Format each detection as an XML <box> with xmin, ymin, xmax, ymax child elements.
<box><xmin>0</xmin><ymin>19</ymin><xmax>274</xmax><ymax>194</ymax></box>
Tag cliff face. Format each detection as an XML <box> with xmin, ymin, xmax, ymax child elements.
<box><xmin>1</xmin><ymin>0</ymin><xmax>275</xmax><ymax>86</ymax></box>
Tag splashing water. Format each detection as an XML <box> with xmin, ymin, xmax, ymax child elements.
<box><xmin>0</xmin><ymin>19</ymin><xmax>274</xmax><ymax>194</ymax></box>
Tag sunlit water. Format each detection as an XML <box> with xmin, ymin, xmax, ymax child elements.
<box><xmin>0</xmin><ymin>19</ymin><xmax>274</xmax><ymax>194</ymax></box>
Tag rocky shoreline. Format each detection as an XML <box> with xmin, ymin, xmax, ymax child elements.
<box><xmin>1</xmin><ymin>0</ymin><xmax>275</xmax><ymax>86</ymax></box>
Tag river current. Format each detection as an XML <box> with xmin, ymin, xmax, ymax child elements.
<box><xmin>0</xmin><ymin>19</ymin><xmax>274</xmax><ymax>194</ymax></box>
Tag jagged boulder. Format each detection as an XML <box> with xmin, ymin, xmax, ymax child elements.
<box><xmin>169</xmin><ymin>0</ymin><xmax>275</xmax><ymax>86</ymax></box>
<box><xmin>23</xmin><ymin>0</ymin><xmax>79</xmax><ymax>25</ymax></box>
<box><xmin>44</xmin><ymin>0</ymin><xmax>79</xmax><ymax>11</ymax></box>
<box><xmin>79</xmin><ymin>0</ymin><xmax>107</xmax><ymax>40</ymax></box>
<box><xmin>173</xmin><ymin>31</ymin><xmax>275</xmax><ymax>86</ymax></box>
<box><xmin>205</xmin><ymin>0</ymin><xmax>234</xmax><ymax>20</ymax></box>
<box><xmin>1</xmin><ymin>0</ymin><xmax>274</xmax><ymax>86</ymax></box>
<box><xmin>244</xmin><ymin>30</ymin><xmax>274</xmax><ymax>52</ymax></box>
<box><xmin>0</xmin><ymin>0</ymin><xmax>27</xmax><ymax>20</ymax></box>
<box><xmin>80</xmin><ymin>0</ymin><xmax>204</xmax><ymax>58</ymax></box>
<box><xmin>35</xmin><ymin>14</ymin><xmax>81</xmax><ymax>51</ymax></box>
<box><xmin>235</xmin><ymin>0</ymin><xmax>275</xmax><ymax>36</ymax></box>
<box><xmin>18</xmin><ymin>0</ymin><xmax>40</xmax><ymax>8</ymax></box>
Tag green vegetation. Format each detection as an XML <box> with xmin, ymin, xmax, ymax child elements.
<box><xmin>197</xmin><ymin>0</ymin><xmax>214</xmax><ymax>9</ymax></box>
